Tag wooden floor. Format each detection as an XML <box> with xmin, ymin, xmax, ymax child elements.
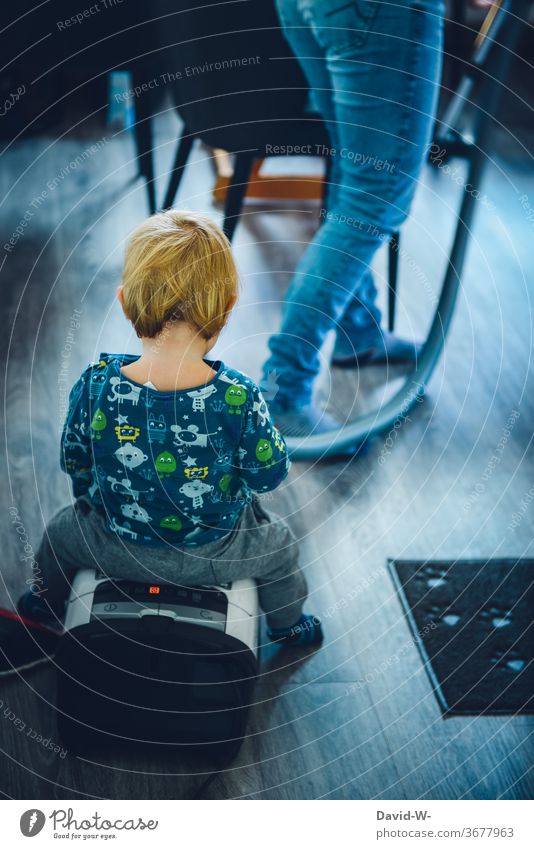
<box><xmin>0</xmin><ymin>104</ymin><xmax>533</xmax><ymax>799</ymax></box>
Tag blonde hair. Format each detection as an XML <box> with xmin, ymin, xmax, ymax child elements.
<box><xmin>121</xmin><ymin>210</ymin><xmax>238</xmax><ymax>339</ymax></box>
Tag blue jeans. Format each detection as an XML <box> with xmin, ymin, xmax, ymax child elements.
<box><xmin>262</xmin><ymin>0</ymin><xmax>444</xmax><ymax>407</ymax></box>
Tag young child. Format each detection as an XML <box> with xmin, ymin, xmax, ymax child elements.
<box><xmin>18</xmin><ymin>210</ymin><xmax>322</xmax><ymax>646</ymax></box>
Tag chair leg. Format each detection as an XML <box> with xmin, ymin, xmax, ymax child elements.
<box><xmin>162</xmin><ymin>131</ymin><xmax>194</xmax><ymax>210</ymax></box>
<box><xmin>133</xmin><ymin>113</ymin><xmax>156</xmax><ymax>215</ymax></box>
<box><xmin>388</xmin><ymin>231</ymin><xmax>400</xmax><ymax>332</ymax></box>
<box><xmin>222</xmin><ymin>153</ymin><xmax>256</xmax><ymax>241</ymax></box>
<box><xmin>132</xmin><ymin>77</ymin><xmax>160</xmax><ymax>215</ymax></box>
<box><xmin>322</xmin><ymin>154</ymin><xmax>332</xmax><ymax>207</ymax></box>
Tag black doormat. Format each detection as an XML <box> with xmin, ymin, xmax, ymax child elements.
<box><xmin>387</xmin><ymin>559</ymin><xmax>534</xmax><ymax>715</ymax></box>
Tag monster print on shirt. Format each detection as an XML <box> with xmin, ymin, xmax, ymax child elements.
<box><xmin>170</xmin><ymin>423</ymin><xmax>210</xmax><ymax>448</ymax></box>
<box><xmin>60</xmin><ymin>354</ymin><xmax>289</xmax><ymax>546</ymax></box>
<box><xmin>147</xmin><ymin>412</ymin><xmax>167</xmax><ymax>443</ymax></box>
<box><xmin>187</xmin><ymin>383</ymin><xmax>217</xmax><ymax>412</ymax></box>
<box><xmin>115</xmin><ymin>419</ymin><xmax>141</xmax><ymax>442</ymax></box>
<box><xmin>115</xmin><ymin>443</ymin><xmax>148</xmax><ymax>470</ymax></box>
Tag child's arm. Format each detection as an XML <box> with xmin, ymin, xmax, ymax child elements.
<box><xmin>60</xmin><ymin>372</ymin><xmax>93</xmax><ymax>497</ymax></box>
<box><xmin>236</xmin><ymin>384</ymin><xmax>290</xmax><ymax>493</ymax></box>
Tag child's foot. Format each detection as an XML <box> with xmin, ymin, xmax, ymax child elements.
<box><xmin>332</xmin><ymin>332</ymin><xmax>422</xmax><ymax>368</ymax></box>
<box><xmin>17</xmin><ymin>592</ymin><xmax>64</xmax><ymax>632</ymax></box>
<box><xmin>268</xmin><ymin>613</ymin><xmax>323</xmax><ymax>647</ymax></box>
<box><xmin>0</xmin><ymin>606</ymin><xmax>61</xmax><ymax>676</ymax></box>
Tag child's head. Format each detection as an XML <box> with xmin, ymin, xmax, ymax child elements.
<box><xmin>120</xmin><ymin>210</ymin><xmax>238</xmax><ymax>341</ymax></box>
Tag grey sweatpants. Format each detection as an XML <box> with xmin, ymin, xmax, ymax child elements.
<box><xmin>36</xmin><ymin>496</ymin><xmax>307</xmax><ymax>629</ymax></box>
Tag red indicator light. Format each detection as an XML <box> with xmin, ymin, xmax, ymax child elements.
<box><xmin>148</xmin><ymin>586</ymin><xmax>160</xmax><ymax>595</ymax></box>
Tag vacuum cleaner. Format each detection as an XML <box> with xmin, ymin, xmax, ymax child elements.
<box><xmin>55</xmin><ymin>569</ymin><xmax>260</xmax><ymax>758</ymax></box>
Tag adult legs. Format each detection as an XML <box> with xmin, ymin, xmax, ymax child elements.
<box><xmin>263</xmin><ymin>0</ymin><xmax>444</xmax><ymax>414</ymax></box>
<box><xmin>269</xmin><ymin>0</ymin><xmax>384</xmax><ymax>374</ymax></box>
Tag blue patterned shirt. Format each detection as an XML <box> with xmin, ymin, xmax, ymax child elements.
<box><xmin>60</xmin><ymin>353</ymin><xmax>289</xmax><ymax>546</ymax></box>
